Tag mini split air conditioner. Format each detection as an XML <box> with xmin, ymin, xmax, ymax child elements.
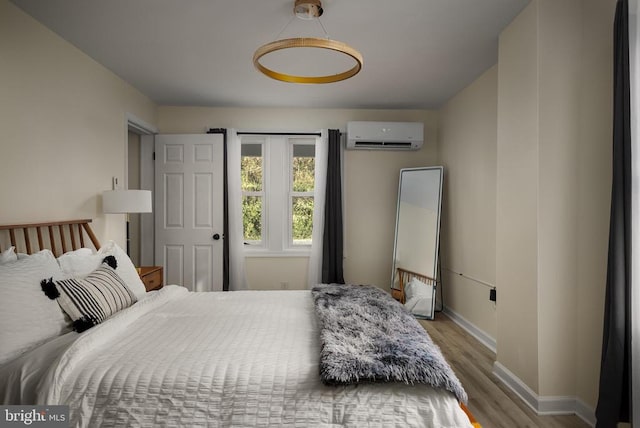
<box><xmin>346</xmin><ymin>121</ymin><xmax>424</xmax><ymax>150</ymax></box>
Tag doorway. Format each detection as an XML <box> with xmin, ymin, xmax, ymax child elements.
<box><xmin>126</xmin><ymin>114</ymin><xmax>157</xmax><ymax>266</ymax></box>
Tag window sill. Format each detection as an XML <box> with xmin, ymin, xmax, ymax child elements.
<box><xmin>244</xmin><ymin>249</ymin><xmax>311</xmax><ymax>258</ymax></box>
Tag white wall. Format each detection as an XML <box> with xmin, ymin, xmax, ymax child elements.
<box><xmin>0</xmin><ymin>0</ymin><xmax>157</xmax><ymax>246</ymax></box>
<box><xmin>157</xmin><ymin>107</ymin><xmax>438</xmax><ymax>290</ymax></box>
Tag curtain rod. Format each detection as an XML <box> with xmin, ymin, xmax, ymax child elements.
<box><xmin>236</xmin><ymin>131</ymin><xmax>322</xmax><ymax>137</ymax></box>
<box><xmin>207</xmin><ymin>129</ymin><xmax>342</xmax><ymax>137</ymax></box>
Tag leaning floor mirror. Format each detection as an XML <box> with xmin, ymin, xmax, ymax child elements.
<box><xmin>390</xmin><ymin>166</ymin><xmax>443</xmax><ymax>320</ymax></box>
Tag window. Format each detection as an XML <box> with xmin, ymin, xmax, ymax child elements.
<box><xmin>240</xmin><ymin>142</ymin><xmax>264</xmax><ymax>246</ymax></box>
<box><xmin>240</xmin><ymin>135</ymin><xmax>319</xmax><ymax>254</ymax></box>
<box><xmin>290</xmin><ymin>142</ymin><xmax>315</xmax><ymax>246</ymax></box>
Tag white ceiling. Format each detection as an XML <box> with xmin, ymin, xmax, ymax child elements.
<box><xmin>11</xmin><ymin>0</ymin><xmax>530</xmax><ymax>109</ymax></box>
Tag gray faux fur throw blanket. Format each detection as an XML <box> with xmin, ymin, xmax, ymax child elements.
<box><xmin>311</xmin><ymin>283</ymin><xmax>468</xmax><ymax>403</ymax></box>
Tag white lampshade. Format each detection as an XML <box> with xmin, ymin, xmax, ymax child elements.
<box><xmin>103</xmin><ymin>190</ymin><xmax>152</xmax><ymax>214</ymax></box>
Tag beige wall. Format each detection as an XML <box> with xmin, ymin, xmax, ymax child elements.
<box><xmin>439</xmin><ymin>65</ymin><xmax>498</xmax><ymax>342</ymax></box>
<box><xmin>441</xmin><ymin>0</ymin><xmax>614</xmax><ymax>414</ymax></box>
<box><xmin>536</xmin><ymin>0</ymin><xmax>582</xmax><ymax>397</ymax></box>
<box><xmin>0</xmin><ymin>0</ymin><xmax>157</xmax><ymax>246</ymax></box>
<box><xmin>245</xmin><ymin>257</ymin><xmax>309</xmax><ymax>290</ymax></box>
<box><xmin>576</xmin><ymin>0</ymin><xmax>615</xmax><ymax>409</ymax></box>
<box><xmin>493</xmin><ymin>0</ymin><xmax>614</xmax><ymax>412</ymax></box>
<box><xmin>157</xmin><ymin>107</ymin><xmax>438</xmax><ymax>290</ymax></box>
<box><xmin>496</xmin><ymin>0</ymin><xmax>541</xmax><ymax>391</ymax></box>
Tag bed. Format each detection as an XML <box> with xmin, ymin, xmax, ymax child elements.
<box><xmin>0</xmin><ymin>219</ymin><xmax>479</xmax><ymax>428</ymax></box>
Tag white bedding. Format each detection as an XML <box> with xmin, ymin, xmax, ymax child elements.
<box><xmin>2</xmin><ymin>286</ymin><xmax>472</xmax><ymax>428</ymax></box>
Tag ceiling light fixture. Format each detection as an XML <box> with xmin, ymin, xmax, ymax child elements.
<box><xmin>253</xmin><ymin>0</ymin><xmax>363</xmax><ymax>84</ymax></box>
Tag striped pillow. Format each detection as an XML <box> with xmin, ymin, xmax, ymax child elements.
<box><xmin>41</xmin><ymin>257</ymin><xmax>137</xmax><ymax>332</ymax></box>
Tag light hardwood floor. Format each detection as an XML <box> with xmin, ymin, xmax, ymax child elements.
<box><xmin>420</xmin><ymin>314</ymin><xmax>590</xmax><ymax>428</ymax></box>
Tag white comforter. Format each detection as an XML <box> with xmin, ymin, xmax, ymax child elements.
<box><xmin>4</xmin><ymin>286</ymin><xmax>473</xmax><ymax>427</ymax></box>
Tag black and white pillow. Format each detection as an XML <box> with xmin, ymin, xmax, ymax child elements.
<box><xmin>41</xmin><ymin>256</ymin><xmax>137</xmax><ymax>332</ymax></box>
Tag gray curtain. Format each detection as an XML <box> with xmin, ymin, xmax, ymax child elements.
<box><xmin>321</xmin><ymin>129</ymin><xmax>345</xmax><ymax>284</ymax></box>
<box><xmin>596</xmin><ymin>0</ymin><xmax>632</xmax><ymax>425</ymax></box>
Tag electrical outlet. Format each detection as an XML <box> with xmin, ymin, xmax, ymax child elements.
<box><xmin>280</xmin><ymin>282</ymin><xmax>289</xmax><ymax>290</ymax></box>
<box><xmin>489</xmin><ymin>288</ymin><xmax>497</xmax><ymax>302</ymax></box>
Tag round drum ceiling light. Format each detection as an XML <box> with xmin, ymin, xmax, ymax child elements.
<box><xmin>253</xmin><ymin>0</ymin><xmax>363</xmax><ymax>84</ymax></box>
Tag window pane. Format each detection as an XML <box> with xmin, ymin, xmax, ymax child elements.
<box><xmin>292</xmin><ymin>144</ymin><xmax>314</xmax><ymax>192</ymax></box>
<box><xmin>292</xmin><ymin>196</ymin><xmax>313</xmax><ymax>245</ymax></box>
<box><xmin>241</xmin><ymin>144</ymin><xmax>262</xmax><ymax>191</ymax></box>
<box><xmin>242</xmin><ymin>196</ymin><xmax>262</xmax><ymax>243</ymax></box>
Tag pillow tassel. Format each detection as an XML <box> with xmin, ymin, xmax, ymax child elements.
<box><xmin>73</xmin><ymin>315</ymin><xmax>96</xmax><ymax>333</ymax></box>
<box><xmin>40</xmin><ymin>278</ymin><xmax>60</xmax><ymax>299</ymax></box>
<box><xmin>103</xmin><ymin>255</ymin><xmax>118</xmax><ymax>269</ymax></box>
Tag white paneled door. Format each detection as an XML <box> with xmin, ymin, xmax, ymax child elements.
<box><xmin>155</xmin><ymin>134</ymin><xmax>224</xmax><ymax>291</ymax></box>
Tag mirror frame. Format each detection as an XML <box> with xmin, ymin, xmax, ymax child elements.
<box><xmin>390</xmin><ymin>166</ymin><xmax>444</xmax><ymax>320</ymax></box>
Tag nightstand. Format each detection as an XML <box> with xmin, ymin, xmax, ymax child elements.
<box><xmin>138</xmin><ymin>266</ymin><xmax>163</xmax><ymax>292</ymax></box>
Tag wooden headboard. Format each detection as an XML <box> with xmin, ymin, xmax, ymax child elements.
<box><xmin>0</xmin><ymin>219</ymin><xmax>101</xmax><ymax>257</ymax></box>
<box><xmin>392</xmin><ymin>267</ymin><xmax>436</xmax><ymax>304</ymax></box>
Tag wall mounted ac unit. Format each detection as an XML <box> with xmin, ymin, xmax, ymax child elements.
<box><xmin>346</xmin><ymin>121</ymin><xmax>424</xmax><ymax>150</ymax></box>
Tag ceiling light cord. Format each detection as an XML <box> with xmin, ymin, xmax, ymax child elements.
<box><xmin>275</xmin><ymin>15</ymin><xmax>296</xmax><ymax>40</ymax></box>
<box><xmin>275</xmin><ymin>11</ymin><xmax>329</xmax><ymax>41</ymax></box>
<box><xmin>316</xmin><ymin>17</ymin><xmax>330</xmax><ymax>39</ymax></box>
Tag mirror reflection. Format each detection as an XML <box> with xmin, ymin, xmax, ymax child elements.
<box><xmin>391</xmin><ymin>166</ymin><xmax>443</xmax><ymax>320</ymax></box>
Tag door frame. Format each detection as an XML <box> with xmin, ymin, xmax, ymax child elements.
<box><xmin>125</xmin><ymin>112</ymin><xmax>157</xmax><ymax>265</ymax></box>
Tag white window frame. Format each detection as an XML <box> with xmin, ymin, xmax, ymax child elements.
<box><xmin>241</xmin><ymin>134</ymin><xmax>320</xmax><ymax>257</ymax></box>
<box><xmin>240</xmin><ymin>137</ymin><xmax>266</xmax><ymax>248</ymax></box>
<box><xmin>287</xmin><ymin>139</ymin><xmax>316</xmax><ymax>249</ymax></box>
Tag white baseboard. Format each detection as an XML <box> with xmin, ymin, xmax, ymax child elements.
<box><xmin>440</xmin><ymin>307</ymin><xmax>596</xmax><ymax>426</ymax></box>
<box><xmin>442</xmin><ymin>306</ymin><xmax>497</xmax><ymax>354</ymax></box>
<box><xmin>575</xmin><ymin>398</ymin><xmax>597</xmax><ymax>427</ymax></box>
<box><xmin>492</xmin><ymin>362</ymin><xmax>596</xmax><ymax>427</ymax></box>
<box><xmin>492</xmin><ymin>361</ymin><xmax>541</xmax><ymax>413</ymax></box>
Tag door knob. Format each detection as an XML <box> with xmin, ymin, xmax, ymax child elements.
<box><xmin>212</xmin><ymin>233</ymin><xmax>221</xmax><ymax>240</ymax></box>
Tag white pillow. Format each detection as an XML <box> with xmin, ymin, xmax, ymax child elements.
<box><xmin>57</xmin><ymin>241</ymin><xmax>147</xmax><ymax>300</ymax></box>
<box><xmin>56</xmin><ymin>248</ymin><xmax>101</xmax><ymax>278</ymax></box>
<box><xmin>405</xmin><ymin>277</ymin><xmax>432</xmax><ymax>299</ymax></box>
<box><xmin>0</xmin><ymin>250</ymin><xmax>70</xmax><ymax>365</ymax></box>
<box><xmin>0</xmin><ymin>246</ymin><xmax>18</xmax><ymax>264</ymax></box>
<box><xmin>404</xmin><ymin>277</ymin><xmax>434</xmax><ymax>319</ymax></box>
